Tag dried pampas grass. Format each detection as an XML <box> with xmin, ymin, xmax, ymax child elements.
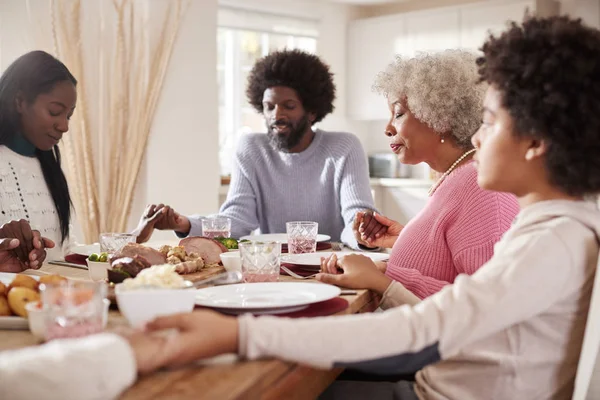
<box><xmin>45</xmin><ymin>0</ymin><xmax>187</xmax><ymax>243</ymax></box>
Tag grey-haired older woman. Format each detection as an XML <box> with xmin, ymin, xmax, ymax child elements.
<box><xmin>318</xmin><ymin>50</ymin><xmax>520</xmax><ymax>302</ymax></box>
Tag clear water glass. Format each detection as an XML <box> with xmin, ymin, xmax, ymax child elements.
<box><xmin>99</xmin><ymin>233</ymin><xmax>137</xmax><ymax>255</ymax></box>
<box><xmin>40</xmin><ymin>281</ymin><xmax>107</xmax><ymax>341</ymax></box>
<box><xmin>202</xmin><ymin>217</ymin><xmax>232</xmax><ymax>239</ymax></box>
<box><xmin>286</xmin><ymin>221</ymin><xmax>318</xmax><ymax>254</ymax></box>
<box><xmin>239</xmin><ymin>241</ymin><xmax>281</xmax><ymax>283</ymax></box>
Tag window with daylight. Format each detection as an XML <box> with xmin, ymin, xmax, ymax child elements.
<box><xmin>217</xmin><ymin>7</ymin><xmax>318</xmax><ymax>176</ymax></box>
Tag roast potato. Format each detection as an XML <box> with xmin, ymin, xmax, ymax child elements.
<box><xmin>0</xmin><ymin>296</ymin><xmax>11</xmax><ymax>316</ymax></box>
<box><xmin>8</xmin><ymin>274</ymin><xmax>39</xmax><ymax>292</ymax></box>
<box><xmin>7</xmin><ymin>287</ymin><xmax>40</xmax><ymax>318</ymax></box>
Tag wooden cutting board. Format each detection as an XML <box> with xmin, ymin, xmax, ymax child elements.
<box><xmin>179</xmin><ymin>264</ymin><xmax>226</xmax><ymax>283</ymax></box>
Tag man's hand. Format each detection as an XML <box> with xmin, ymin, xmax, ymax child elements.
<box><xmin>317</xmin><ymin>253</ymin><xmax>392</xmax><ymax>294</ymax></box>
<box><xmin>134</xmin><ymin>204</ymin><xmax>191</xmax><ymax>243</ymax></box>
<box><xmin>353</xmin><ymin>211</ymin><xmax>403</xmax><ymax>249</ymax></box>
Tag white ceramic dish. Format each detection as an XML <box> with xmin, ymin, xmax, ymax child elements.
<box><xmin>115</xmin><ymin>281</ymin><xmax>197</xmax><ymax>328</ymax></box>
<box><xmin>195</xmin><ymin>282</ymin><xmax>340</xmax><ymax>310</ymax></box>
<box><xmin>220</xmin><ymin>251</ymin><xmax>241</xmax><ymax>272</ymax></box>
<box><xmin>86</xmin><ymin>259</ymin><xmax>110</xmax><ymax>281</ymax></box>
<box><xmin>281</xmin><ymin>251</ymin><xmax>389</xmax><ymax>267</ymax></box>
<box><xmin>239</xmin><ymin>233</ymin><xmax>331</xmax><ymax>243</ymax></box>
<box><xmin>26</xmin><ymin>298</ymin><xmax>110</xmax><ymax>340</ymax></box>
<box><xmin>0</xmin><ymin>272</ymin><xmax>39</xmax><ymax>330</ymax></box>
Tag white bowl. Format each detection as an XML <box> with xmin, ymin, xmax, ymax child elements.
<box><xmin>115</xmin><ymin>283</ymin><xmax>197</xmax><ymax>328</ymax></box>
<box><xmin>220</xmin><ymin>251</ymin><xmax>241</xmax><ymax>272</ymax></box>
<box><xmin>26</xmin><ymin>299</ymin><xmax>110</xmax><ymax>340</ymax></box>
<box><xmin>86</xmin><ymin>259</ymin><xmax>110</xmax><ymax>282</ymax></box>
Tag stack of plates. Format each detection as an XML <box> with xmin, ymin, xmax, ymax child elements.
<box><xmin>239</xmin><ymin>233</ymin><xmax>331</xmax><ymax>243</ymax></box>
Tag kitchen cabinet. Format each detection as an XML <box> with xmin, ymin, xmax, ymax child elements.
<box><xmin>404</xmin><ymin>8</ymin><xmax>460</xmax><ymax>56</ymax></box>
<box><xmin>347</xmin><ymin>0</ymin><xmax>553</xmax><ymax>120</ymax></box>
<box><xmin>460</xmin><ymin>1</ymin><xmax>536</xmax><ymax>51</ymax></box>
<box><xmin>347</xmin><ymin>16</ymin><xmax>405</xmax><ymax>120</ymax></box>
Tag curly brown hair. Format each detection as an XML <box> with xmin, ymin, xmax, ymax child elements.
<box><xmin>477</xmin><ymin>16</ymin><xmax>600</xmax><ymax>196</ymax></box>
<box><xmin>246</xmin><ymin>49</ymin><xmax>336</xmax><ymax>124</ymax></box>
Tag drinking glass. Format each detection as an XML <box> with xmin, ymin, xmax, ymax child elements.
<box><xmin>40</xmin><ymin>281</ymin><xmax>107</xmax><ymax>341</ymax></box>
<box><xmin>286</xmin><ymin>221</ymin><xmax>318</xmax><ymax>254</ymax></box>
<box><xmin>99</xmin><ymin>233</ymin><xmax>137</xmax><ymax>255</ymax></box>
<box><xmin>202</xmin><ymin>217</ymin><xmax>231</xmax><ymax>239</ymax></box>
<box><xmin>239</xmin><ymin>241</ymin><xmax>281</xmax><ymax>283</ymax></box>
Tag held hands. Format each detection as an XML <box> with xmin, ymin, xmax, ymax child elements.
<box><xmin>122</xmin><ymin>311</ymin><xmax>239</xmax><ymax>374</ymax></box>
<box><xmin>353</xmin><ymin>211</ymin><xmax>403</xmax><ymax>249</ymax></box>
<box><xmin>134</xmin><ymin>204</ymin><xmax>191</xmax><ymax>243</ymax></box>
<box><xmin>0</xmin><ymin>220</ymin><xmax>54</xmax><ymax>272</ymax></box>
<box><xmin>316</xmin><ymin>253</ymin><xmax>392</xmax><ymax>294</ymax></box>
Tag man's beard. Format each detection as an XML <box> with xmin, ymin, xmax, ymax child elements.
<box><xmin>266</xmin><ymin>114</ymin><xmax>311</xmax><ymax>152</ymax></box>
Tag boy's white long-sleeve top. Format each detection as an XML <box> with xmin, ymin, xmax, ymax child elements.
<box><xmin>239</xmin><ymin>200</ymin><xmax>600</xmax><ymax>399</ymax></box>
<box><xmin>0</xmin><ymin>334</ymin><xmax>136</xmax><ymax>400</ymax></box>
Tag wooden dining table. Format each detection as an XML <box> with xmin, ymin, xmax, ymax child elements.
<box><xmin>0</xmin><ymin>262</ymin><xmax>381</xmax><ymax>399</ymax></box>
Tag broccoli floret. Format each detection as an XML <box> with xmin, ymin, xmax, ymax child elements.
<box><xmin>215</xmin><ymin>237</ymin><xmax>239</xmax><ymax>250</ymax></box>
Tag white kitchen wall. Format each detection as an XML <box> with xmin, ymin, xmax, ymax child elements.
<box><xmin>130</xmin><ymin>0</ymin><xmax>219</xmax><ymax>242</ymax></box>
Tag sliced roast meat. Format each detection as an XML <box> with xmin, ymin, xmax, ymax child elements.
<box><xmin>179</xmin><ymin>236</ymin><xmax>225</xmax><ymax>264</ymax></box>
<box><xmin>112</xmin><ymin>243</ymin><xmax>167</xmax><ymax>266</ymax></box>
<box><xmin>110</xmin><ymin>255</ymin><xmax>151</xmax><ymax>278</ymax></box>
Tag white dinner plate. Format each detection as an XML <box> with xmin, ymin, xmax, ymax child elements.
<box><xmin>211</xmin><ymin>304</ymin><xmax>309</xmax><ymax>315</ymax></box>
<box><xmin>239</xmin><ymin>233</ymin><xmax>331</xmax><ymax>243</ymax></box>
<box><xmin>281</xmin><ymin>251</ymin><xmax>389</xmax><ymax>267</ymax></box>
<box><xmin>0</xmin><ymin>272</ymin><xmax>39</xmax><ymax>330</ymax></box>
<box><xmin>195</xmin><ymin>282</ymin><xmax>340</xmax><ymax>310</ymax></box>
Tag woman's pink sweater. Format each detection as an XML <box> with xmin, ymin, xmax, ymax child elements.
<box><xmin>385</xmin><ymin>161</ymin><xmax>519</xmax><ymax>299</ymax></box>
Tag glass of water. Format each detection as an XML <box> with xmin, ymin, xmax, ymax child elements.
<box><xmin>286</xmin><ymin>221</ymin><xmax>318</xmax><ymax>254</ymax></box>
<box><xmin>99</xmin><ymin>233</ymin><xmax>136</xmax><ymax>256</ymax></box>
<box><xmin>239</xmin><ymin>241</ymin><xmax>281</xmax><ymax>283</ymax></box>
<box><xmin>202</xmin><ymin>217</ymin><xmax>231</xmax><ymax>239</ymax></box>
<box><xmin>41</xmin><ymin>280</ymin><xmax>107</xmax><ymax>341</ymax></box>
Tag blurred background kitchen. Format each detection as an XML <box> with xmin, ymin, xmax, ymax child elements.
<box><xmin>0</xmin><ymin>0</ymin><xmax>597</xmax><ymax>242</ymax></box>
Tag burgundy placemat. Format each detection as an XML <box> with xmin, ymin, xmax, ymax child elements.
<box><xmin>276</xmin><ymin>297</ymin><xmax>348</xmax><ymax>318</ymax></box>
<box><xmin>281</xmin><ymin>242</ymin><xmax>332</xmax><ymax>253</ymax></box>
<box><xmin>280</xmin><ymin>263</ymin><xmax>319</xmax><ymax>277</ymax></box>
<box><xmin>65</xmin><ymin>253</ymin><xmax>88</xmax><ymax>265</ymax></box>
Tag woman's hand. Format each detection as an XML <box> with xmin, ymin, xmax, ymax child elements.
<box><xmin>317</xmin><ymin>253</ymin><xmax>392</xmax><ymax>294</ymax></box>
<box><xmin>0</xmin><ymin>220</ymin><xmax>54</xmax><ymax>269</ymax></box>
<box><xmin>353</xmin><ymin>211</ymin><xmax>403</xmax><ymax>249</ymax></box>
<box><xmin>134</xmin><ymin>204</ymin><xmax>191</xmax><ymax>243</ymax></box>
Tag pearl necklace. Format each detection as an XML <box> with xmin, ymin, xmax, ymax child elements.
<box><xmin>428</xmin><ymin>149</ymin><xmax>476</xmax><ymax>197</ymax></box>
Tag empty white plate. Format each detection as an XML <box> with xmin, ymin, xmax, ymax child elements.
<box><xmin>195</xmin><ymin>282</ymin><xmax>340</xmax><ymax>310</ymax></box>
<box><xmin>0</xmin><ymin>272</ymin><xmax>39</xmax><ymax>330</ymax></box>
<box><xmin>239</xmin><ymin>233</ymin><xmax>331</xmax><ymax>243</ymax></box>
<box><xmin>281</xmin><ymin>251</ymin><xmax>389</xmax><ymax>267</ymax></box>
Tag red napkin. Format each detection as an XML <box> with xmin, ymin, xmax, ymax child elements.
<box><xmin>64</xmin><ymin>253</ymin><xmax>88</xmax><ymax>265</ymax></box>
<box><xmin>281</xmin><ymin>242</ymin><xmax>332</xmax><ymax>253</ymax></box>
<box><xmin>274</xmin><ymin>297</ymin><xmax>348</xmax><ymax>318</ymax></box>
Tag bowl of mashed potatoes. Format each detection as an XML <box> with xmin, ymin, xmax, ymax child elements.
<box><xmin>115</xmin><ymin>264</ymin><xmax>196</xmax><ymax>327</ymax></box>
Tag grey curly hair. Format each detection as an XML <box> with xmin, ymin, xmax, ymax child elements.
<box><xmin>372</xmin><ymin>50</ymin><xmax>486</xmax><ymax>149</ymax></box>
